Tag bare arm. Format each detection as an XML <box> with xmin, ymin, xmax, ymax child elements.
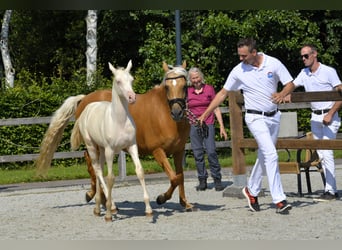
<box><xmin>272</xmin><ymin>82</ymin><xmax>296</xmax><ymax>104</ymax></box>
<box><xmin>335</xmin><ymin>84</ymin><xmax>342</xmax><ymax>93</ymax></box>
<box><xmin>319</xmin><ymin>84</ymin><xmax>342</xmax><ymax>125</ymax></box>
<box><xmin>198</xmin><ymin>88</ymin><xmax>229</xmax><ymax>124</ymax></box>
<box><xmin>214</xmin><ymin>107</ymin><xmax>228</xmax><ymax>140</ymax></box>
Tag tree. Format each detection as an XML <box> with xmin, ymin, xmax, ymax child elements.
<box><xmin>86</xmin><ymin>10</ymin><xmax>97</xmax><ymax>86</ymax></box>
<box><xmin>1</xmin><ymin>10</ymin><xmax>14</xmax><ymax>88</ymax></box>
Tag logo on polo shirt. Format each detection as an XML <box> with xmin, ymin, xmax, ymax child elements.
<box><xmin>267</xmin><ymin>72</ymin><xmax>273</xmax><ymax>78</ymax></box>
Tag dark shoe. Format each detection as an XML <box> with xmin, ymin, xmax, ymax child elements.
<box><xmin>242</xmin><ymin>187</ymin><xmax>260</xmax><ymax>212</ymax></box>
<box><xmin>276</xmin><ymin>200</ymin><xmax>292</xmax><ymax>214</ymax></box>
<box><xmin>214</xmin><ymin>178</ymin><xmax>224</xmax><ymax>191</ymax></box>
<box><xmin>196</xmin><ymin>179</ymin><xmax>207</xmax><ymax>191</ymax></box>
<box><xmin>314</xmin><ymin>192</ymin><xmax>338</xmax><ymax>202</ymax></box>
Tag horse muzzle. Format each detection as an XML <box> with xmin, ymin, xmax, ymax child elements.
<box><xmin>128</xmin><ymin>92</ymin><xmax>136</xmax><ymax>104</ymax></box>
<box><xmin>169</xmin><ymin>98</ymin><xmax>186</xmax><ymax>121</ymax></box>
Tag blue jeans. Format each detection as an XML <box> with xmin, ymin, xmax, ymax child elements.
<box><xmin>190</xmin><ymin>124</ymin><xmax>222</xmax><ymax>180</ymax></box>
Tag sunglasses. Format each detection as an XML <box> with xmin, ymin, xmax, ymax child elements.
<box><xmin>301</xmin><ymin>54</ymin><xmax>310</xmax><ymax>59</ymax></box>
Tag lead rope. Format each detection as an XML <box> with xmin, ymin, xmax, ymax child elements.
<box><xmin>185</xmin><ymin>106</ymin><xmax>209</xmax><ymax>138</ymax></box>
<box><xmin>185</xmin><ymin>107</ymin><xmax>198</xmax><ymax>125</ymax></box>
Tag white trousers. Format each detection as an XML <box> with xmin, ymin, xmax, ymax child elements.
<box><xmin>245</xmin><ymin>111</ymin><xmax>287</xmax><ymax>204</ymax></box>
<box><xmin>311</xmin><ymin>112</ymin><xmax>341</xmax><ymax>194</ymax></box>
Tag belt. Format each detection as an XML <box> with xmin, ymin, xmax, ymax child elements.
<box><xmin>312</xmin><ymin>109</ymin><xmax>330</xmax><ymax>115</ymax></box>
<box><xmin>246</xmin><ymin>109</ymin><xmax>278</xmax><ymax>117</ymax></box>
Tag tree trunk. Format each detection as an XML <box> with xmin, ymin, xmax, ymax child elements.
<box><xmin>85</xmin><ymin>10</ymin><xmax>97</xmax><ymax>87</ymax></box>
<box><xmin>1</xmin><ymin>10</ymin><xmax>15</xmax><ymax>88</ymax></box>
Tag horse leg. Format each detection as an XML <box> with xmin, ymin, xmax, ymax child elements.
<box><xmin>94</xmin><ymin>172</ymin><xmax>102</xmax><ymax>216</ymax></box>
<box><xmin>104</xmin><ymin>150</ymin><xmax>115</xmax><ymax>222</ymax></box>
<box><xmin>100</xmin><ymin>148</ymin><xmax>117</xmax><ymax>214</ymax></box>
<box><xmin>173</xmin><ymin>151</ymin><xmax>195</xmax><ymax>211</ymax></box>
<box><xmin>85</xmin><ymin>147</ymin><xmax>102</xmax><ymax>216</ymax></box>
<box><xmin>93</xmin><ymin>163</ymin><xmax>111</xmax><ymax>216</ymax></box>
<box><xmin>104</xmin><ymin>172</ymin><xmax>114</xmax><ymax>222</ymax></box>
<box><xmin>88</xmin><ymin>147</ymin><xmax>108</xmax><ymax>216</ymax></box>
<box><xmin>84</xmin><ymin>151</ymin><xmax>106</xmax><ymax>205</ymax></box>
<box><xmin>152</xmin><ymin>148</ymin><xmax>178</xmax><ymax>205</ymax></box>
<box><xmin>127</xmin><ymin>145</ymin><xmax>153</xmax><ymax>216</ymax></box>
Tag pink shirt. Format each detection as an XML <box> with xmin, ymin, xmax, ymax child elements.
<box><xmin>187</xmin><ymin>84</ymin><xmax>216</xmax><ymax>125</ymax></box>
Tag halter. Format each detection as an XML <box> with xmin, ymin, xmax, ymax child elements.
<box><xmin>164</xmin><ymin>72</ymin><xmax>187</xmax><ymax>111</ymax></box>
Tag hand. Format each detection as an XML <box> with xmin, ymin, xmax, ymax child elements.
<box><xmin>197</xmin><ymin>114</ymin><xmax>205</xmax><ymax>126</ymax></box>
<box><xmin>220</xmin><ymin>127</ymin><xmax>228</xmax><ymax>140</ymax></box>
<box><xmin>272</xmin><ymin>93</ymin><xmax>291</xmax><ymax>104</ymax></box>
<box><xmin>323</xmin><ymin>113</ymin><xmax>332</xmax><ymax>126</ymax></box>
<box><xmin>283</xmin><ymin>94</ymin><xmax>292</xmax><ymax>103</ymax></box>
<box><xmin>196</xmin><ymin>120</ymin><xmax>208</xmax><ymax>138</ymax></box>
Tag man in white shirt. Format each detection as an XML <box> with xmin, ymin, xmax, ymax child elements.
<box><xmin>273</xmin><ymin>44</ymin><xmax>342</xmax><ymax>201</ymax></box>
<box><xmin>199</xmin><ymin>37</ymin><xmax>293</xmax><ymax>214</ymax></box>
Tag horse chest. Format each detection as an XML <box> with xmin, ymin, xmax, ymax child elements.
<box><xmin>102</xmin><ymin>120</ymin><xmax>136</xmax><ymax>146</ymax></box>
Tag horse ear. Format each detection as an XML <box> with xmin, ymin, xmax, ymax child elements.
<box><xmin>162</xmin><ymin>61</ymin><xmax>169</xmax><ymax>72</ymax></box>
<box><xmin>182</xmin><ymin>60</ymin><xmax>187</xmax><ymax>69</ymax></box>
<box><xmin>126</xmin><ymin>60</ymin><xmax>132</xmax><ymax>72</ymax></box>
<box><xmin>108</xmin><ymin>62</ymin><xmax>116</xmax><ymax>74</ymax></box>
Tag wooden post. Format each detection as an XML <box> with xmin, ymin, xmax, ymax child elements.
<box><xmin>222</xmin><ymin>91</ymin><xmax>247</xmax><ymax>198</ymax></box>
<box><xmin>228</xmin><ymin>91</ymin><xmax>246</xmax><ymax>176</ymax></box>
<box><xmin>118</xmin><ymin>151</ymin><xmax>126</xmax><ymax>180</ymax></box>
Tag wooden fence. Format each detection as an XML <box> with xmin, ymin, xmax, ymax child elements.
<box><xmin>0</xmin><ymin>102</ymin><xmax>312</xmax><ymax>164</ymax></box>
<box><xmin>227</xmin><ymin>90</ymin><xmax>342</xmax><ymax>176</ymax></box>
<box><xmin>0</xmin><ymin>100</ymin><xmax>322</xmax><ymax>179</ymax></box>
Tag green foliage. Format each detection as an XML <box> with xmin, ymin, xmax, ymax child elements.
<box><xmin>1</xmin><ymin>10</ymin><xmax>342</xmax><ymax>171</ymax></box>
<box><xmin>0</xmin><ymin>67</ymin><xmax>111</xmax><ymax>169</ymax></box>
<box><xmin>9</xmin><ymin>10</ymin><xmax>87</xmax><ymax>80</ymax></box>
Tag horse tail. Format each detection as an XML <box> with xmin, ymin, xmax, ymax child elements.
<box><xmin>70</xmin><ymin>118</ymin><xmax>82</xmax><ymax>151</ymax></box>
<box><xmin>35</xmin><ymin>94</ymin><xmax>86</xmax><ymax>177</ymax></box>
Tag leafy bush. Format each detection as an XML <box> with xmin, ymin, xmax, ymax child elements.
<box><xmin>0</xmin><ymin>68</ymin><xmax>112</xmax><ymax>169</ymax></box>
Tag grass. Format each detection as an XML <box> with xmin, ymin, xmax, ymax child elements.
<box><xmin>1</xmin><ymin>149</ymin><xmax>342</xmax><ymax>185</ymax></box>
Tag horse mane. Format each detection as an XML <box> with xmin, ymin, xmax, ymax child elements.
<box><xmin>161</xmin><ymin>66</ymin><xmax>188</xmax><ymax>85</ymax></box>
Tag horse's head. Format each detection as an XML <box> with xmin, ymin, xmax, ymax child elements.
<box><xmin>108</xmin><ymin>60</ymin><xmax>136</xmax><ymax>104</ymax></box>
<box><xmin>162</xmin><ymin>61</ymin><xmax>188</xmax><ymax>121</ymax></box>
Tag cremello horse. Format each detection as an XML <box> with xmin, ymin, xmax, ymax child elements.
<box><xmin>36</xmin><ymin>61</ymin><xmax>193</xmax><ymax>211</ymax></box>
<box><xmin>70</xmin><ymin>60</ymin><xmax>152</xmax><ymax>221</ymax></box>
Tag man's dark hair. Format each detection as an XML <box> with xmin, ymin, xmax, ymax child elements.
<box><xmin>302</xmin><ymin>43</ymin><xmax>318</xmax><ymax>53</ymax></box>
<box><xmin>237</xmin><ymin>38</ymin><xmax>257</xmax><ymax>53</ymax></box>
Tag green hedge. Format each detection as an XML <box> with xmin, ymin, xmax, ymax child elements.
<box><xmin>0</xmin><ymin>68</ymin><xmax>112</xmax><ymax>169</ymax></box>
<box><xmin>0</xmin><ymin>68</ymin><xmax>318</xmax><ymax>170</ymax></box>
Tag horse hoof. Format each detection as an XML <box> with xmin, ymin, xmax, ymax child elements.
<box><xmin>93</xmin><ymin>208</ymin><xmax>101</xmax><ymax>217</ymax></box>
<box><xmin>85</xmin><ymin>191</ymin><xmax>94</xmax><ymax>203</ymax></box>
<box><xmin>104</xmin><ymin>216</ymin><xmax>113</xmax><ymax>222</ymax></box>
<box><xmin>111</xmin><ymin>208</ymin><xmax>118</xmax><ymax>214</ymax></box>
<box><xmin>145</xmin><ymin>212</ymin><xmax>153</xmax><ymax>217</ymax></box>
<box><xmin>156</xmin><ymin>194</ymin><xmax>167</xmax><ymax>205</ymax></box>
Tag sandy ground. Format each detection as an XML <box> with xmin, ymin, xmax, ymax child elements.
<box><xmin>0</xmin><ymin>164</ymin><xmax>342</xmax><ymax>240</ymax></box>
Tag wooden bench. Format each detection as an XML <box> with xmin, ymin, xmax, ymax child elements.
<box><xmin>279</xmin><ymin>131</ymin><xmax>325</xmax><ymax>196</ymax></box>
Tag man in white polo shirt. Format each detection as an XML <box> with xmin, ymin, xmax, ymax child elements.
<box><xmin>273</xmin><ymin>44</ymin><xmax>342</xmax><ymax>201</ymax></box>
<box><xmin>199</xmin><ymin>37</ymin><xmax>293</xmax><ymax>214</ymax></box>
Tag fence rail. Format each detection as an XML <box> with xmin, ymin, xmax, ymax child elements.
<box><xmin>0</xmin><ymin>102</ymin><xmax>312</xmax><ymax>164</ymax></box>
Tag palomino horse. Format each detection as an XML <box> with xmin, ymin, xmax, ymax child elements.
<box><xmin>70</xmin><ymin>60</ymin><xmax>152</xmax><ymax>221</ymax></box>
<box><xmin>35</xmin><ymin>61</ymin><xmax>193</xmax><ymax>211</ymax></box>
